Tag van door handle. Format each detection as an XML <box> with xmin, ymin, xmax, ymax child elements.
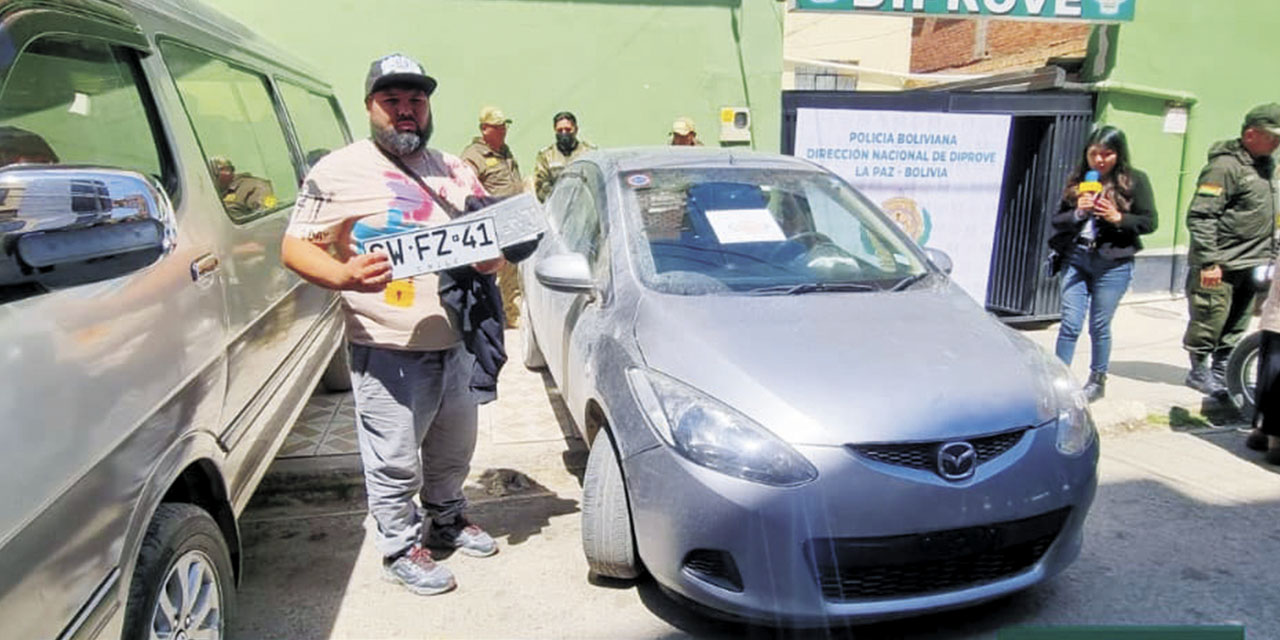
<box><xmin>190</xmin><ymin>253</ymin><xmax>220</xmax><ymax>282</ymax></box>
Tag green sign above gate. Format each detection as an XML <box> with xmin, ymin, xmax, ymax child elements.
<box><xmin>792</xmin><ymin>0</ymin><xmax>1135</xmax><ymax>23</ymax></box>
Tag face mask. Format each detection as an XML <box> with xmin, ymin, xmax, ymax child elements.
<box><xmin>555</xmin><ymin>131</ymin><xmax>577</xmax><ymax>154</ymax></box>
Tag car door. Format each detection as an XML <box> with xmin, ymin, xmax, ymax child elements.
<box><xmin>0</xmin><ymin>23</ymin><xmax>229</xmax><ymax>639</ymax></box>
<box><xmin>529</xmin><ymin>166</ymin><xmax>608</xmax><ymax>423</ymax></box>
<box><xmin>560</xmin><ymin>163</ymin><xmax>612</xmax><ymax>424</ymax></box>
<box><xmin>159</xmin><ymin>43</ymin><xmax>337</xmax><ymax>492</ymax></box>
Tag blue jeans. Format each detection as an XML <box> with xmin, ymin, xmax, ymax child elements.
<box><xmin>1055</xmin><ymin>249</ymin><xmax>1134</xmax><ymax>374</ymax></box>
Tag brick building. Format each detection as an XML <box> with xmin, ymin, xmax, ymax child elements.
<box><xmin>911</xmin><ymin>18</ymin><xmax>1090</xmax><ymax>75</ymax></box>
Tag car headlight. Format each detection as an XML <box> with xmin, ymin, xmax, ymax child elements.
<box><xmin>626</xmin><ymin>368</ymin><xmax>818</xmax><ymax>487</ymax></box>
<box><xmin>1050</xmin><ymin>371</ymin><xmax>1096</xmax><ymax>456</ymax></box>
<box><xmin>1004</xmin><ymin>326</ymin><xmax>1096</xmax><ymax>456</ymax></box>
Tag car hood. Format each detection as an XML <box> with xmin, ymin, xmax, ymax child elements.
<box><xmin>633</xmin><ymin>283</ymin><xmax>1053</xmax><ymax>446</ymax></box>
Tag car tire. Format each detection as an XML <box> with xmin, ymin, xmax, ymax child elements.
<box><xmin>581</xmin><ymin>427</ymin><xmax>641</xmax><ymax>580</ymax></box>
<box><xmin>320</xmin><ymin>343</ymin><xmax>353</xmax><ymax>393</ymax></box>
<box><xmin>520</xmin><ymin>300</ymin><xmax>547</xmax><ymax>371</ymax></box>
<box><xmin>123</xmin><ymin>503</ymin><xmax>235</xmax><ymax>640</ymax></box>
<box><xmin>1227</xmin><ymin>331</ymin><xmax>1262</xmax><ymax>421</ymax></box>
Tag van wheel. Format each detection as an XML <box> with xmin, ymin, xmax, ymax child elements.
<box><xmin>124</xmin><ymin>504</ymin><xmax>235</xmax><ymax>640</ymax></box>
<box><xmin>320</xmin><ymin>344</ymin><xmax>352</xmax><ymax>393</ymax></box>
<box><xmin>520</xmin><ymin>300</ymin><xmax>546</xmax><ymax>370</ymax></box>
<box><xmin>581</xmin><ymin>427</ymin><xmax>640</xmax><ymax>579</ymax></box>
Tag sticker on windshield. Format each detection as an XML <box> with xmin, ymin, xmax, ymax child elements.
<box><xmin>626</xmin><ymin>173</ymin><xmax>652</xmax><ymax>188</ymax></box>
<box><xmin>704</xmin><ymin>209</ymin><xmax>786</xmax><ymax>244</ymax></box>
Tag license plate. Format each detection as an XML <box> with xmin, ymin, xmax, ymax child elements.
<box><xmin>360</xmin><ymin>216</ymin><xmax>500</xmax><ymax>280</ymax></box>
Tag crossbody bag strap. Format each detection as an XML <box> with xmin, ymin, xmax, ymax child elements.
<box><xmin>376</xmin><ymin>145</ymin><xmax>462</xmax><ymax>219</ymax></box>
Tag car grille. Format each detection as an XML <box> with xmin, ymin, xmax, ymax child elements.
<box><xmin>847</xmin><ymin>428</ymin><xmax>1027</xmax><ymax>472</ymax></box>
<box><xmin>808</xmin><ymin>507</ymin><xmax>1071</xmax><ymax>601</ymax></box>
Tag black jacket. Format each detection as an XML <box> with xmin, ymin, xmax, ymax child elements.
<box><xmin>438</xmin><ymin>267</ymin><xmax>505</xmax><ymax>404</ymax></box>
<box><xmin>1048</xmin><ymin>168</ymin><xmax>1158</xmax><ymax>263</ymax></box>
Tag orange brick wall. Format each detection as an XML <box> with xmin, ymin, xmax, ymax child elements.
<box><xmin>911</xmin><ymin>18</ymin><xmax>1091</xmax><ymax>74</ymax></box>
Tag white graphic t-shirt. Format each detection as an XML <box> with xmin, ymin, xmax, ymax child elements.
<box><xmin>286</xmin><ymin>139</ymin><xmax>487</xmax><ymax>350</ymax></box>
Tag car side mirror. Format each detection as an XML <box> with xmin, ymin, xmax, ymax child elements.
<box><xmin>535</xmin><ymin>252</ymin><xmax>596</xmax><ymax>296</ymax></box>
<box><xmin>924</xmin><ymin>247</ymin><xmax>953</xmax><ymax>275</ymax></box>
<box><xmin>0</xmin><ymin>166</ymin><xmax>176</xmax><ymax>292</ymax></box>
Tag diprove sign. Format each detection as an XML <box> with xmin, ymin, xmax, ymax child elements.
<box><xmin>792</xmin><ymin>0</ymin><xmax>1135</xmax><ymax>23</ymax></box>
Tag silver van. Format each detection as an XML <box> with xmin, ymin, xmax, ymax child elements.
<box><xmin>0</xmin><ymin>1</ymin><xmax>351</xmax><ymax>637</ymax></box>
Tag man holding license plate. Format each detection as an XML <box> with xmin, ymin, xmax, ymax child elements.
<box><xmin>281</xmin><ymin>53</ymin><xmax>502</xmax><ymax>597</ymax></box>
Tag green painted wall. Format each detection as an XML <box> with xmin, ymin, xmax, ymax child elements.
<box><xmin>1088</xmin><ymin>0</ymin><xmax>1280</xmax><ymax>259</ymax></box>
<box><xmin>212</xmin><ymin>0</ymin><xmax>784</xmax><ymax>172</ymax></box>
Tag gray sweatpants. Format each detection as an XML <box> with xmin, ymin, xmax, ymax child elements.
<box><xmin>349</xmin><ymin>343</ymin><xmax>478</xmax><ymax>558</ymax></box>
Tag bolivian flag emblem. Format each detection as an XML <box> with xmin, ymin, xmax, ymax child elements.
<box><xmin>1196</xmin><ymin>183</ymin><xmax>1224</xmax><ymax>197</ymax></box>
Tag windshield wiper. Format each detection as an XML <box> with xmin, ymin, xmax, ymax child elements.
<box><xmin>889</xmin><ymin>272</ymin><xmax>931</xmax><ymax>292</ymax></box>
<box><xmin>747</xmin><ymin>282</ymin><xmax>877</xmax><ymax>295</ymax></box>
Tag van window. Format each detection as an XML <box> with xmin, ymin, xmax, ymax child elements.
<box><xmin>161</xmin><ymin>42</ymin><xmax>298</xmax><ymax>222</ymax></box>
<box><xmin>0</xmin><ymin>37</ymin><xmax>167</xmax><ymax>186</ymax></box>
<box><xmin>278</xmin><ymin>81</ymin><xmax>347</xmax><ymax>169</ymax></box>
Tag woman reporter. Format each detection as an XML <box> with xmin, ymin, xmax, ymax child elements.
<box><xmin>1047</xmin><ymin>126</ymin><xmax>1158</xmax><ymax>402</ymax></box>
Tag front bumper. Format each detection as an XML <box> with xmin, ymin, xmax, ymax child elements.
<box><xmin>623</xmin><ymin>425</ymin><xmax>1098</xmax><ymax>626</ymax></box>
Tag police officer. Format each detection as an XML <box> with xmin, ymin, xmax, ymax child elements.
<box><xmin>209</xmin><ymin>156</ymin><xmax>276</xmax><ymax>216</ymax></box>
<box><xmin>533</xmin><ymin>111</ymin><xmax>595</xmax><ymax>203</ymax></box>
<box><xmin>1183</xmin><ymin>103</ymin><xmax>1280</xmax><ymax>397</ymax></box>
<box><xmin>670</xmin><ymin>116</ymin><xmax>703</xmax><ymax>146</ymax></box>
<box><xmin>461</xmin><ymin>106</ymin><xmax>524</xmax><ymax>327</ymax></box>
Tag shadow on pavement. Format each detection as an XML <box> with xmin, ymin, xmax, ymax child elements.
<box><xmin>1107</xmin><ymin>359</ymin><xmax>1190</xmax><ymax>386</ymax></box>
<box><xmin>614</xmin><ymin>477</ymin><xmax>1279</xmax><ymax>639</ymax></box>
<box><xmin>230</xmin><ymin>500</ymin><xmax>367</xmax><ymax>640</ymax></box>
<box><xmin>536</xmin><ymin>369</ymin><xmax>591</xmax><ymax>486</ymax></box>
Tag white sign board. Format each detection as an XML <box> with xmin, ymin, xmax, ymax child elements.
<box><xmin>794</xmin><ymin>108</ymin><xmax>1012</xmax><ymax>302</ymax></box>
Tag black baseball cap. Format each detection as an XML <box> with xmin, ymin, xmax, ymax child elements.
<box><xmin>1243</xmin><ymin>103</ymin><xmax>1280</xmax><ymax>136</ymax></box>
<box><xmin>365</xmin><ymin>53</ymin><xmax>437</xmax><ymax>98</ymax></box>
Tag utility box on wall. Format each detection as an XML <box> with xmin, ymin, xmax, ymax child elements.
<box><xmin>720</xmin><ymin>106</ymin><xmax>752</xmax><ymax>143</ymax></box>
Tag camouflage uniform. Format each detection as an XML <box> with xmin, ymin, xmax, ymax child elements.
<box><xmin>1183</xmin><ymin>138</ymin><xmax>1277</xmax><ymax>362</ymax></box>
<box><xmin>533</xmin><ymin>139</ymin><xmax>595</xmax><ymax>203</ymax></box>
<box><xmin>461</xmin><ymin>137</ymin><xmax>524</xmax><ymax>327</ymax></box>
<box><xmin>220</xmin><ymin>173</ymin><xmax>276</xmax><ymax>217</ymax></box>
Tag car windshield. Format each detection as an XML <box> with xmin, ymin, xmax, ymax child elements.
<box><xmin>620</xmin><ymin>167</ymin><xmax>929</xmax><ymax>295</ymax></box>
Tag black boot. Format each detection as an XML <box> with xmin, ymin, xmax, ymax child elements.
<box><xmin>1186</xmin><ymin>353</ymin><xmax>1226</xmax><ymax>397</ymax></box>
<box><xmin>1246</xmin><ymin>427</ymin><xmax>1268</xmax><ymax>451</ymax></box>
<box><xmin>1082</xmin><ymin>371</ymin><xmax>1106</xmax><ymax>403</ymax></box>
<box><xmin>1267</xmin><ymin>436</ymin><xmax>1280</xmax><ymax>466</ymax></box>
<box><xmin>1210</xmin><ymin>349</ymin><xmax>1232</xmax><ymax>399</ymax></box>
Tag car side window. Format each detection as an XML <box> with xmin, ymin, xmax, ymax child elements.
<box><xmin>277</xmin><ymin>81</ymin><xmax>348</xmax><ymax>170</ymax></box>
<box><xmin>0</xmin><ymin>37</ymin><xmax>168</xmax><ymax>186</ymax></box>
<box><xmin>160</xmin><ymin>42</ymin><xmax>299</xmax><ymax>223</ymax></box>
<box><xmin>559</xmin><ymin>178</ymin><xmax>602</xmax><ymax>265</ymax></box>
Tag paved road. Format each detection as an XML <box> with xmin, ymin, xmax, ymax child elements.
<box><xmin>231</xmin><ymin>325</ymin><xmax>1280</xmax><ymax>639</ymax></box>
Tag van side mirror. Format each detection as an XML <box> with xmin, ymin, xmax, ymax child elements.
<box><xmin>0</xmin><ymin>166</ymin><xmax>176</xmax><ymax>294</ymax></box>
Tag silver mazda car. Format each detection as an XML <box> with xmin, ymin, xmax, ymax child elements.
<box><xmin>520</xmin><ymin>148</ymin><xmax>1098</xmax><ymax>626</ymax></box>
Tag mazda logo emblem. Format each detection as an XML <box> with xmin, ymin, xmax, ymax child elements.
<box><xmin>937</xmin><ymin>442</ymin><xmax>977</xmax><ymax>481</ymax></box>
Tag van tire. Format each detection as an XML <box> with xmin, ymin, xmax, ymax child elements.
<box><xmin>320</xmin><ymin>344</ymin><xmax>353</xmax><ymax>393</ymax></box>
<box><xmin>123</xmin><ymin>503</ymin><xmax>235</xmax><ymax>640</ymax></box>
<box><xmin>1226</xmin><ymin>331</ymin><xmax>1262</xmax><ymax>421</ymax></box>
<box><xmin>581</xmin><ymin>427</ymin><xmax>640</xmax><ymax>580</ymax></box>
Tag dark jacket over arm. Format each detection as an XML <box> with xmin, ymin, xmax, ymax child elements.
<box><xmin>1048</xmin><ymin>168</ymin><xmax>1158</xmax><ymax>262</ymax></box>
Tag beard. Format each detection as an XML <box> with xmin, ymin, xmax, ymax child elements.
<box><xmin>372</xmin><ymin>116</ymin><xmax>433</xmax><ymax>157</ymax></box>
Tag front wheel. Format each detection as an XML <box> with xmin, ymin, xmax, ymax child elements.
<box><xmin>581</xmin><ymin>427</ymin><xmax>640</xmax><ymax>579</ymax></box>
<box><xmin>124</xmin><ymin>503</ymin><xmax>235</xmax><ymax>640</ymax></box>
<box><xmin>1226</xmin><ymin>331</ymin><xmax>1262</xmax><ymax>421</ymax></box>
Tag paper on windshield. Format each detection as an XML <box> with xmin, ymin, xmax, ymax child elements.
<box><xmin>704</xmin><ymin>208</ymin><xmax>786</xmax><ymax>244</ymax></box>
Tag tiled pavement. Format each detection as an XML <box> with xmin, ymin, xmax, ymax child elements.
<box><xmin>278</xmin><ymin>328</ymin><xmax>582</xmax><ymax>473</ymax></box>
<box><xmin>278</xmin><ymin>390</ymin><xmax>359</xmax><ymax>458</ymax></box>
